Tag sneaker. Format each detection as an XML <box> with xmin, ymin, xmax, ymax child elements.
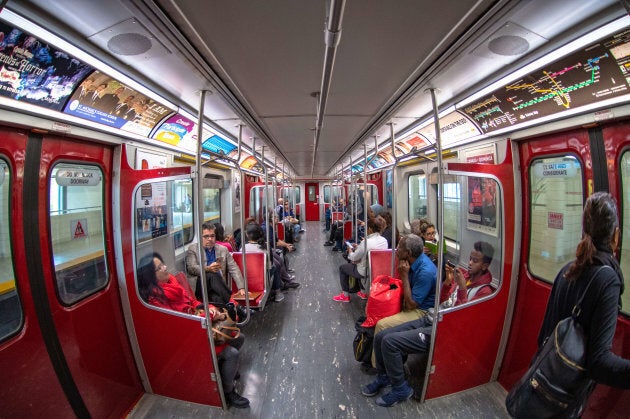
<box><xmin>282</xmin><ymin>282</ymin><xmax>300</xmax><ymax>290</ymax></box>
<box><xmin>226</xmin><ymin>391</ymin><xmax>250</xmax><ymax>408</ymax></box>
<box><xmin>375</xmin><ymin>383</ymin><xmax>413</xmax><ymax>407</ymax></box>
<box><xmin>332</xmin><ymin>293</ymin><xmax>350</xmax><ymax>302</ymax></box>
<box><xmin>274</xmin><ymin>292</ymin><xmax>285</xmax><ymax>302</ymax></box>
<box><xmin>357</xmin><ymin>291</ymin><xmax>368</xmax><ymax>300</ymax></box>
<box><xmin>299</xmin><ymin>229</ymin><xmax>305</xmax><ymax>233</ymax></box>
<box><xmin>361</xmin><ymin>374</ymin><xmax>390</xmax><ymax>397</ymax></box>
<box><xmin>323</xmin><ymin>241</ymin><xmax>334</xmax><ymax>246</ymax></box>
<box><xmin>331</xmin><ymin>247</ymin><xmax>340</xmax><ymax>252</ymax></box>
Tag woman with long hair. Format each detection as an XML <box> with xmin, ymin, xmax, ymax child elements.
<box><xmin>538</xmin><ymin>192</ymin><xmax>630</xmax><ymax>393</ymax></box>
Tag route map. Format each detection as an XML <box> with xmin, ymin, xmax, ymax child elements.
<box><xmin>461</xmin><ymin>29</ymin><xmax>630</xmax><ymax>134</ymax></box>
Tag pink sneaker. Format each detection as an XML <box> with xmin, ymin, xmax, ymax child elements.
<box><xmin>332</xmin><ymin>293</ymin><xmax>350</xmax><ymax>302</ymax></box>
<box><xmin>357</xmin><ymin>291</ymin><xmax>368</xmax><ymax>300</ymax></box>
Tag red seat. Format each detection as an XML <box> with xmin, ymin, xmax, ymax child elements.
<box><xmin>230</xmin><ymin>252</ymin><xmax>268</xmax><ymax>309</ymax></box>
<box><xmin>174</xmin><ymin>271</ymin><xmax>196</xmax><ymax>298</ymax></box>
<box><xmin>368</xmin><ymin>249</ymin><xmax>399</xmax><ymax>281</ymax></box>
<box><xmin>343</xmin><ymin>220</ymin><xmax>352</xmax><ymax>240</ymax></box>
<box><xmin>276</xmin><ymin>222</ymin><xmax>285</xmax><ymax>241</ymax></box>
<box><xmin>331</xmin><ymin>211</ymin><xmax>344</xmax><ymax>222</ymax></box>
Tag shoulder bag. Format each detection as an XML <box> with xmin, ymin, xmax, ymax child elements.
<box><xmin>506</xmin><ymin>266</ymin><xmax>610</xmax><ymax>418</ymax></box>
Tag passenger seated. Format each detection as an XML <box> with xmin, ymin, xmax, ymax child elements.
<box><xmin>186</xmin><ymin>222</ymin><xmax>249</xmax><ymax>319</ymax></box>
<box><xmin>371</xmin><ymin>234</ymin><xmax>436</xmax><ymax>367</ymax></box>
<box><xmin>419</xmin><ymin>221</ymin><xmax>438</xmax><ymax>265</ymax></box>
<box><xmin>440</xmin><ymin>241</ymin><xmax>495</xmax><ymax>307</ymax></box>
<box><xmin>214</xmin><ymin>222</ymin><xmax>234</xmax><ymax>252</ymax></box>
<box><xmin>379</xmin><ymin>212</ymin><xmax>399</xmax><ymax>249</ymax></box>
<box><xmin>137</xmin><ymin>253</ymin><xmax>250</xmax><ymax>408</ymax></box>
<box><xmin>360</xmin><ymin>315</ymin><xmax>433</xmax><ymax>407</ymax></box>
<box><xmin>332</xmin><ymin>217</ymin><xmax>387</xmax><ymax>302</ymax></box>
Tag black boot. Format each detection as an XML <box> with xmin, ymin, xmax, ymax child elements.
<box><xmin>226</xmin><ymin>391</ymin><xmax>250</xmax><ymax>408</ymax></box>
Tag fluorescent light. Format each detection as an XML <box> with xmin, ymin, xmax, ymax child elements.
<box><xmin>0</xmin><ymin>8</ymin><xmax>178</xmax><ymax>111</ymax></box>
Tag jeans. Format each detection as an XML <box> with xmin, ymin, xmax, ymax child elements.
<box><xmin>339</xmin><ymin>263</ymin><xmax>363</xmax><ymax>292</ymax></box>
<box><xmin>218</xmin><ymin>333</ymin><xmax>245</xmax><ymax>393</ymax></box>
<box><xmin>373</xmin><ymin>318</ymin><xmax>431</xmax><ymax>387</ymax></box>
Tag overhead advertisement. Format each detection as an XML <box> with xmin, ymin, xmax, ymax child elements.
<box><xmin>0</xmin><ymin>21</ymin><xmax>93</xmax><ymax>111</ymax></box>
<box><xmin>153</xmin><ymin>113</ymin><xmax>196</xmax><ymax>147</ymax></box>
<box><xmin>63</xmin><ymin>70</ymin><xmax>174</xmax><ymax>137</ymax></box>
<box><xmin>461</xmin><ymin>29</ymin><xmax>630</xmax><ymax>134</ymax></box>
<box><xmin>202</xmin><ymin>134</ymin><xmax>238</xmax><ymax>159</ymax></box>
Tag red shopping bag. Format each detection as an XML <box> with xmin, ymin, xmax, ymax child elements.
<box><xmin>361</xmin><ymin>274</ymin><xmax>402</xmax><ymax>328</ymax></box>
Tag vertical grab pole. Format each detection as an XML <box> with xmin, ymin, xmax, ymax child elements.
<box><xmin>387</xmin><ymin>123</ymin><xmax>397</xmax><ymax>277</ymax></box>
<box><xmin>194</xmin><ymin>90</ymin><xmax>226</xmax><ymax>407</ymax></box>
<box><xmin>420</xmin><ymin>87</ymin><xmax>445</xmax><ymax>403</ymax></box>
<box><xmin>271</xmin><ymin>157</ymin><xmax>277</xmax><ymax>252</ymax></box>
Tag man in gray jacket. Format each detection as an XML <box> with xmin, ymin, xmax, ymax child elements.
<box><xmin>186</xmin><ymin>222</ymin><xmax>245</xmax><ymax>302</ymax></box>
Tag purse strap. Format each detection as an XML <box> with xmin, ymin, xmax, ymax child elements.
<box><xmin>571</xmin><ymin>265</ymin><xmax>611</xmax><ymax>318</ymax></box>
<box><xmin>212</xmin><ymin>325</ymin><xmax>240</xmax><ymax>341</ymax></box>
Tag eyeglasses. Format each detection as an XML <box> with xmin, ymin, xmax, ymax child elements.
<box><xmin>425</xmin><ymin>231</ymin><xmax>436</xmax><ymax>237</ymax></box>
<box><xmin>154</xmin><ymin>263</ymin><xmax>167</xmax><ymax>272</ymax></box>
<box><xmin>202</xmin><ymin>234</ymin><xmax>216</xmax><ymax>239</ymax></box>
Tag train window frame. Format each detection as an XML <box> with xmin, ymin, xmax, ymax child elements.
<box><xmin>49</xmin><ymin>162</ymin><xmax>109</xmax><ymax>306</ymax></box>
<box><xmin>0</xmin><ymin>158</ymin><xmax>23</xmax><ymax>342</ymax></box>
<box><xmin>527</xmin><ymin>154</ymin><xmax>584</xmax><ymax>284</ymax></box>
<box><xmin>323</xmin><ymin>185</ymin><xmax>345</xmax><ymax>205</ymax></box>
<box><xmin>438</xmin><ymin>173</ymin><xmax>503</xmax><ymax>311</ymax></box>
<box><xmin>619</xmin><ymin>150</ymin><xmax>630</xmax><ymax>314</ymax></box>
<box><xmin>249</xmin><ymin>185</ymin><xmax>273</xmax><ymax>223</ymax></box>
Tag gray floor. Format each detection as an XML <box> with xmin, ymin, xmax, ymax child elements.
<box><xmin>128</xmin><ymin>221</ymin><xmax>510</xmax><ymax>418</ymax></box>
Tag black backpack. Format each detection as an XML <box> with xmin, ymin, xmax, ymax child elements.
<box><xmin>353</xmin><ymin>316</ymin><xmax>374</xmax><ymax>363</ymax></box>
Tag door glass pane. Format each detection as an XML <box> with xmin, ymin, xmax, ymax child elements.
<box><xmin>0</xmin><ymin>159</ymin><xmax>22</xmax><ymax>340</ymax></box>
<box><xmin>619</xmin><ymin>151</ymin><xmax>630</xmax><ymax>314</ymax></box>
<box><xmin>528</xmin><ymin>156</ymin><xmax>583</xmax><ymax>282</ymax></box>
<box><xmin>308</xmin><ymin>186</ymin><xmax>315</xmax><ymax>202</ymax></box>
<box><xmin>409</xmin><ymin>173</ymin><xmax>427</xmax><ymax>219</ymax></box>
<box><xmin>50</xmin><ymin>163</ymin><xmax>108</xmax><ymax>305</ymax></box>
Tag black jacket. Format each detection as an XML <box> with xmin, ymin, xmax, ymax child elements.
<box><xmin>538</xmin><ymin>251</ymin><xmax>630</xmax><ymax>388</ymax></box>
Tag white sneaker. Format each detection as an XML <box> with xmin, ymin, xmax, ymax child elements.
<box><xmin>274</xmin><ymin>292</ymin><xmax>285</xmax><ymax>302</ymax></box>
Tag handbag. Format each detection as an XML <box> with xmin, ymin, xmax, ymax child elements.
<box><xmin>212</xmin><ymin>308</ymin><xmax>240</xmax><ymax>345</ymax></box>
<box><xmin>506</xmin><ymin>266</ymin><xmax>609</xmax><ymax>418</ymax></box>
<box><xmin>353</xmin><ymin>315</ymin><xmax>374</xmax><ymax>363</ymax></box>
<box><xmin>361</xmin><ymin>275</ymin><xmax>403</xmax><ymax>328</ymax></box>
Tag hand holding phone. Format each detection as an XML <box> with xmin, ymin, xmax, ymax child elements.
<box><xmin>345</xmin><ymin>241</ymin><xmax>353</xmax><ymax>250</ymax></box>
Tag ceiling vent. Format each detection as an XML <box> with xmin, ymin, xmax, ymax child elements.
<box><xmin>88</xmin><ymin>18</ymin><xmax>169</xmax><ymax>59</ymax></box>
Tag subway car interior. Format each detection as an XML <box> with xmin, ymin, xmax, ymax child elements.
<box><xmin>0</xmin><ymin>0</ymin><xmax>629</xmax><ymax>417</ymax></box>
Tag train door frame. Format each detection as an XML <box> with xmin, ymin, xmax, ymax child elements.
<box><xmin>1</xmin><ymin>128</ymin><xmax>144</xmax><ymax>417</ymax></box>
<box><xmin>422</xmin><ymin>141</ymin><xmax>521</xmax><ymax>399</ymax></box>
<box><xmin>115</xmin><ymin>145</ymin><xmax>227</xmax><ymax>407</ymax></box>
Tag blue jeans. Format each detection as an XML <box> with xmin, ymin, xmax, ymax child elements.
<box><xmin>374</xmin><ymin>318</ymin><xmax>431</xmax><ymax>387</ymax></box>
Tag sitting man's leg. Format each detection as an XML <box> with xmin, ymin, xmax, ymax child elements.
<box><xmin>376</xmin><ymin>325</ymin><xmax>431</xmax><ymax>407</ymax></box>
<box><xmin>371</xmin><ymin>309</ymin><xmax>426</xmax><ymax>367</ymax></box>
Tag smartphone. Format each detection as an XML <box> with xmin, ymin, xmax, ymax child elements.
<box><xmin>446</xmin><ymin>260</ymin><xmax>456</xmax><ymax>269</ymax></box>
<box><xmin>215</xmin><ymin>256</ymin><xmax>225</xmax><ymax>264</ymax></box>
<box><xmin>345</xmin><ymin>241</ymin><xmax>353</xmax><ymax>249</ymax></box>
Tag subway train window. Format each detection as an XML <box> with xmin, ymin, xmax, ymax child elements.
<box><xmin>50</xmin><ymin>164</ymin><xmax>108</xmax><ymax>305</ymax></box>
<box><xmin>441</xmin><ymin>175</ymin><xmax>502</xmax><ymax>308</ymax></box>
<box><xmin>442</xmin><ymin>180</ymin><xmax>461</xmax><ymax>242</ymax></box>
<box><xmin>249</xmin><ymin>185</ymin><xmax>271</xmax><ymax>222</ymax></box>
<box><xmin>0</xmin><ymin>159</ymin><xmax>22</xmax><ymax>340</ymax></box>
<box><xmin>323</xmin><ymin>185</ymin><xmax>345</xmax><ymax>204</ymax></box>
<box><xmin>280</xmin><ymin>186</ymin><xmax>301</xmax><ymax>204</ymax></box>
<box><xmin>528</xmin><ymin>156</ymin><xmax>583</xmax><ymax>282</ymax></box>
<box><xmin>620</xmin><ymin>151</ymin><xmax>630</xmax><ymax>313</ymax></box>
<box><xmin>409</xmin><ymin>173</ymin><xmax>428</xmax><ymax>219</ymax></box>
<box><xmin>201</xmin><ymin>187</ymin><xmax>221</xmax><ymax>223</ymax></box>
<box><xmin>171</xmin><ymin>179</ymin><xmax>195</xmax><ymax>247</ymax></box>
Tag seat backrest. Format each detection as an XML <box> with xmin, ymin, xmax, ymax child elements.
<box><xmin>174</xmin><ymin>271</ymin><xmax>196</xmax><ymax>298</ymax></box>
<box><xmin>230</xmin><ymin>252</ymin><xmax>267</xmax><ymax>293</ymax></box>
<box><xmin>343</xmin><ymin>220</ymin><xmax>352</xmax><ymax>240</ymax></box>
<box><xmin>276</xmin><ymin>222</ymin><xmax>285</xmax><ymax>241</ymax></box>
<box><xmin>331</xmin><ymin>211</ymin><xmax>344</xmax><ymax>222</ymax></box>
<box><xmin>368</xmin><ymin>249</ymin><xmax>399</xmax><ymax>281</ymax></box>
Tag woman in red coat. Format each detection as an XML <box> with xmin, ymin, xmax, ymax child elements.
<box><xmin>137</xmin><ymin>253</ymin><xmax>250</xmax><ymax>408</ymax></box>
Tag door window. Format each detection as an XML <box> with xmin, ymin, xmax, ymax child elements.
<box><xmin>0</xmin><ymin>159</ymin><xmax>22</xmax><ymax>341</ymax></box>
<box><xmin>527</xmin><ymin>156</ymin><xmax>584</xmax><ymax>282</ymax></box>
<box><xmin>49</xmin><ymin>163</ymin><xmax>108</xmax><ymax>305</ymax></box>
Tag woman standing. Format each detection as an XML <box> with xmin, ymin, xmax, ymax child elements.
<box><xmin>537</xmin><ymin>193</ymin><xmax>630</xmax><ymax>404</ymax></box>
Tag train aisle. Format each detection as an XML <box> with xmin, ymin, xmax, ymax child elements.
<box><xmin>129</xmin><ymin>221</ymin><xmax>510</xmax><ymax>418</ymax></box>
